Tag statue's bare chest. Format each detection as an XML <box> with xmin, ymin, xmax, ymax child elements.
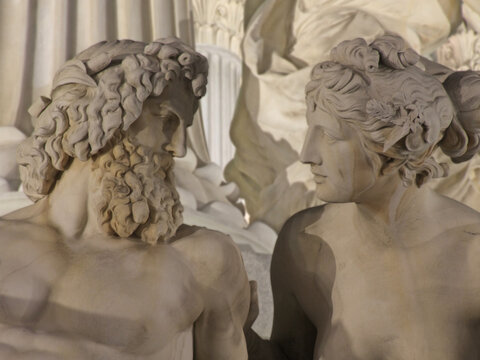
<box><xmin>317</xmin><ymin>231</ymin><xmax>474</xmax><ymax>360</ymax></box>
<box><xmin>46</xmin><ymin>248</ymin><xmax>201</xmax><ymax>350</ymax></box>
<box><xmin>0</xmin><ymin>239</ymin><xmax>202</xmax><ymax>356</ymax></box>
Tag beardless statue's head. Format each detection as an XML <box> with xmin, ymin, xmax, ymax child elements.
<box><xmin>17</xmin><ymin>38</ymin><xmax>208</xmax><ymax>244</ymax></box>
<box><xmin>303</xmin><ymin>34</ymin><xmax>480</xmax><ymax>190</ymax></box>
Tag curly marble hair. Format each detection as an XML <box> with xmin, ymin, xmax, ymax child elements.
<box><xmin>306</xmin><ymin>34</ymin><xmax>480</xmax><ymax>187</ymax></box>
<box><xmin>17</xmin><ymin>38</ymin><xmax>208</xmax><ymax>201</ymax></box>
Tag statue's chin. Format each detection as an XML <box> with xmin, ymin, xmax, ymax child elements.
<box><xmin>90</xmin><ymin>136</ymin><xmax>183</xmax><ymax>245</ymax></box>
<box><xmin>314</xmin><ymin>184</ymin><xmax>352</xmax><ymax>204</ymax></box>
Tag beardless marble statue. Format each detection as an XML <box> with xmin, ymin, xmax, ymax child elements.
<box><xmin>0</xmin><ymin>38</ymin><xmax>251</xmax><ymax>360</ymax></box>
<box><xmin>246</xmin><ymin>35</ymin><xmax>480</xmax><ymax>360</ymax></box>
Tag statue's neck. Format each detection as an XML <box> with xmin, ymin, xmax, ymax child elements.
<box><xmin>353</xmin><ymin>177</ymin><xmax>429</xmax><ymax>243</ymax></box>
<box><xmin>3</xmin><ymin>159</ymin><xmax>103</xmax><ymax>239</ymax></box>
<box><xmin>45</xmin><ymin>159</ymin><xmax>97</xmax><ymax>238</ymax></box>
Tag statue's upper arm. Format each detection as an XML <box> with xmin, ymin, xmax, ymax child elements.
<box><xmin>186</xmin><ymin>230</ymin><xmax>250</xmax><ymax>360</ymax></box>
<box><xmin>270</xmin><ymin>206</ymin><xmax>334</xmax><ymax>358</ymax></box>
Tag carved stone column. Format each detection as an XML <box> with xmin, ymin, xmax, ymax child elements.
<box><xmin>192</xmin><ymin>0</ymin><xmax>245</xmax><ymax>169</ymax></box>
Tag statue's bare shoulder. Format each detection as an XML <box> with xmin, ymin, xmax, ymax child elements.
<box><xmin>460</xmin><ymin>222</ymin><xmax>480</xmax><ymax>288</ymax></box>
<box><xmin>0</xmin><ymin>218</ymin><xmax>67</xmax><ymax>279</ymax></box>
<box><xmin>435</xmin><ymin>202</ymin><xmax>480</xmax><ymax>312</ymax></box>
<box><xmin>0</xmin><ymin>219</ymin><xmax>69</xmax><ymax>325</ymax></box>
<box><xmin>430</xmin><ymin>195</ymin><xmax>480</xmax><ymax>267</ymax></box>
<box><xmin>172</xmin><ymin>225</ymin><xmax>250</xmax><ymax>308</ymax></box>
<box><xmin>464</xmin><ymin>227</ymin><xmax>480</xmax><ymax>313</ymax></box>
<box><xmin>170</xmin><ymin>226</ymin><xmax>250</xmax><ymax>358</ymax></box>
<box><xmin>273</xmin><ymin>204</ymin><xmax>337</xmax><ymax>275</ymax></box>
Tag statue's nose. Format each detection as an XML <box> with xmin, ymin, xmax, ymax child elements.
<box><xmin>300</xmin><ymin>128</ymin><xmax>322</xmax><ymax>165</ymax></box>
<box><xmin>165</xmin><ymin>123</ymin><xmax>187</xmax><ymax>157</ymax></box>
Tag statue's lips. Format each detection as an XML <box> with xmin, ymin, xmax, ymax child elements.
<box><xmin>312</xmin><ymin>173</ymin><xmax>327</xmax><ymax>183</ymax></box>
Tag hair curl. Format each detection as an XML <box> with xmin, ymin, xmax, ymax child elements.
<box><xmin>306</xmin><ymin>34</ymin><xmax>480</xmax><ymax>187</ymax></box>
<box><xmin>441</xmin><ymin>70</ymin><xmax>480</xmax><ymax>163</ymax></box>
<box><xmin>17</xmin><ymin>38</ymin><xmax>208</xmax><ymax>201</ymax></box>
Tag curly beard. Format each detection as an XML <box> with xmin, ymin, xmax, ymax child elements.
<box><xmin>90</xmin><ymin>135</ymin><xmax>183</xmax><ymax>245</ymax></box>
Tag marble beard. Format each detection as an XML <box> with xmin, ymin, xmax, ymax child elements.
<box><xmin>91</xmin><ymin>134</ymin><xmax>182</xmax><ymax>244</ymax></box>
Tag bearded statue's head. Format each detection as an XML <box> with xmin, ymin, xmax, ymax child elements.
<box><xmin>90</xmin><ymin>133</ymin><xmax>182</xmax><ymax>245</ymax></box>
<box><xmin>17</xmin><ymin>38</ymin><xmax>208</xmax><ymax>244</ymax></box>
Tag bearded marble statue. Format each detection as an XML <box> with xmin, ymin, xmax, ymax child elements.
<box><xmin>246</xmin><ymin>35</ymin><xmax>480</xmax><ymax>359</ymax></box>
<box><xmin>0</xmin><ymin>38</ymin><xmax>251</xmax><ymax>360</ymax></box>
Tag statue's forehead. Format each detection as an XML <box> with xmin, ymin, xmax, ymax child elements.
<box><xmin>307</xmin><ymin>107</ymin><xmax>343</xmax><ymax>134</ymax></box>
<box><xmin>143</xmin><ymin>82</ymin><xmax>196</xmax><ymax>122</ymax></box>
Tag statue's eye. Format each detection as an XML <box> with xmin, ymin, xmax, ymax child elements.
<box><xmin>317</xmin><ymin>127</ymin><xmax>340</xmax><ymax>144</ymax></box>
<box><xmin>324</xmin><ymin>131</ymin><xmax>338</xmax><ymax>144</ymax></box>
<box><xmin>161</xmin><ymin>113</ymin><xmax>180</xmax><ymax>138</ymax></box>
